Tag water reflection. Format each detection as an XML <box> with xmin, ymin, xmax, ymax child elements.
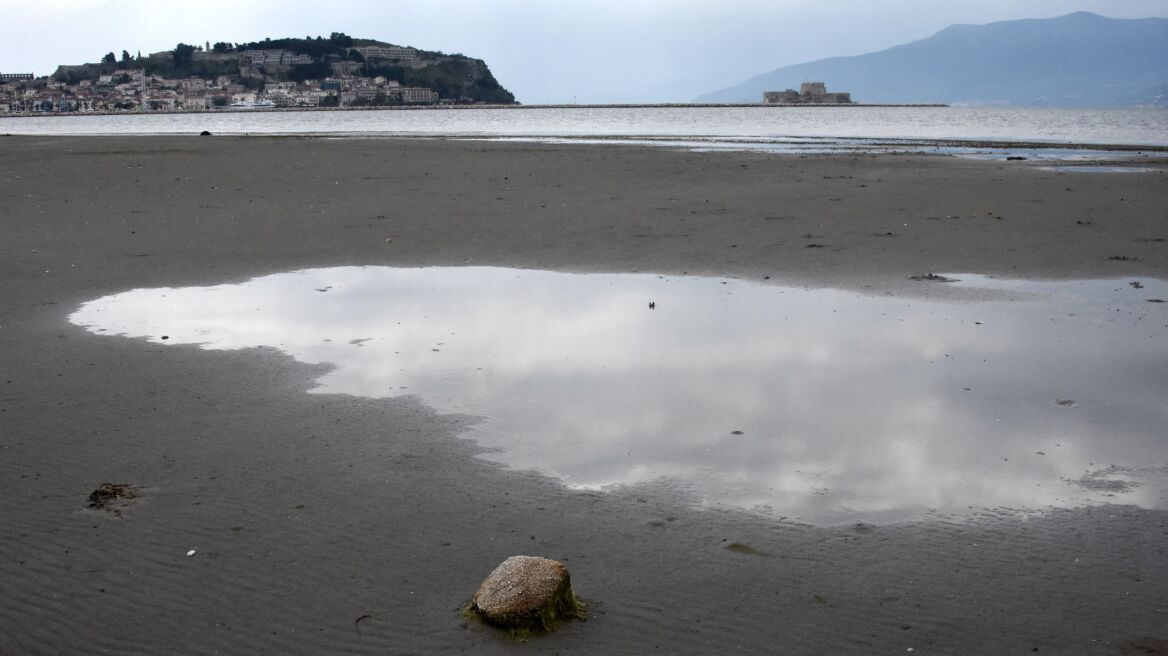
<box><xmin>70</xmin><ymin>268</ymin><xmax>1168</xmax><ymax>524</ymax></box>
<box><xmin>486</xmin><ymin>136</ymin><xmax>1165</xmax><ymax>162</ymax></box>
<box><xmin>1037</xmin><ymin>165</ymin><xmax>1160</xmax><ymax>174</ymax></box>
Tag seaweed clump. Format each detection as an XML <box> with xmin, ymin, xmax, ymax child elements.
<box><xmin>87</xmin><ymin>483</ymin><xmax>141</xmax><ymax>515</ymax></box>
<box><xmin>909</xmin><ymin>273</ymin><xmax>958</xmax><ymax>283</ymax></box>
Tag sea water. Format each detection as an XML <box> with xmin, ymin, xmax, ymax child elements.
<box><xmin>3</xmin><ymin>106</ymin><xmax>1166</xmax><ymax>151</ymax></box>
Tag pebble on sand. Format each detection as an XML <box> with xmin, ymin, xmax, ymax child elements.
<box><xmin>470</xmin><ymin>555</ymin><xmax>584</xmax><ymax>634</ymax></box>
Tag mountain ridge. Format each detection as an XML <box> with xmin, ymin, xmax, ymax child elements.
<box><xmin>696</xmin><ymin>13</ymin><xmax>1168</xmax><ymax>106</ymax></box>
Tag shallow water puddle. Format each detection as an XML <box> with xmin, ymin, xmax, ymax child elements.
<box><xmin>1038</xmin><ymin>165</ymin><xmax>1161</xmax><ymax>174</ymax></box>
<box><xmin>70</xmin><ymin>268</ymin><xmax>1167</xmax><ymax>524</ymax></box>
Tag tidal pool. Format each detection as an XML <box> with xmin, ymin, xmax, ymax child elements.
<box><xmin>70</xmin><ymin>268</ymin><xmax>1168</xmax><ymax>524</ymax></box>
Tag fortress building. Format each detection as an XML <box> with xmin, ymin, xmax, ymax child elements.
<box><xmin>763</xmin><ymin>82</ymin><xmax>852</xmax><ymax>105</ymax></box>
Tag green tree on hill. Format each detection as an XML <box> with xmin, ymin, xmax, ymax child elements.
<box><xmin>102</xmin><ymin>52</ymin><xmax>116</xmax><ymax>64</ymax></box>
<box><xmin>121</xmin><ymin>50</ymin><xmax>131</xmax><ymax>62</ymax></box>
<box><xmin>287</xmin><ymin>61</ymin><xmax>331</xmax><ymax>83</ymax></box>
<box><xmin>173</xmin><ymin>43</ymin><xmax>196</xmax><ymax>70</ymax></box>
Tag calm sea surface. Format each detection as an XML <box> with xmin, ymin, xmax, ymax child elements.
<box><xmin>3</xmin><ymin>106</ymin><xmax>1166</xmax><ymax>150</ymax></box>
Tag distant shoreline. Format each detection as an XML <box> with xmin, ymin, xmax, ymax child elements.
<box><xmin>0</xmin><ymin>102</ymin><xmax>950</xmax><ymax>120</ymax></box>
<box><xmin>488</xmin><ymin>103</ymin><xmax>953</xmax><ymax>109</ymax></box>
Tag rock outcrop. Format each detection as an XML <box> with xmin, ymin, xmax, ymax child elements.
<box><xmin>471</xmin><ymin>555</ymin><xmax>584</xmax><ymax>634</ymax></box>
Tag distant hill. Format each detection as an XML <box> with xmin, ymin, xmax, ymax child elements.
<box><xmin>696</xmin><ymin>12</ymin><xmax>1168</xmax><ymax>106</ymax></box>
<box><xmin>51</xmin><ymin>33</ymin><xmax>515</xmax><ymax>104</ymax></box>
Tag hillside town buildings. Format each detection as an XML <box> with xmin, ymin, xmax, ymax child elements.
<box><xmin>234</xmin><ymin>50</ymin><xmax>317</xmax><ymax>66</ymax></box>
<box><xmin>354</xmin><ymin>46</ymin><xmax>418</xmax><ymax>61</ymax></box>
<box><xmin>0</xmin><ymin>63</ymin><xmax>440</xmax><ymax>114</ymax></box>
<box><xmin>763</xmin><ymin>82</ymin><xmax>853</xmax><ymax>104</ymax></box>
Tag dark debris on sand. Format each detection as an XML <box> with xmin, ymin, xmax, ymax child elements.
<box><xmin>910</xmin><ymin>273</ymin><xmax>958</xmax><ymax>283</ymax></box>
<box><xmin>87</xmin><ymin>483</ymin><xmax>141</xmax><ymax>514</ymax></box>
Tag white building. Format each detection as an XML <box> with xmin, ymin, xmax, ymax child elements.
<box><xmin>356</xmin><ymin>46</ymin><xmax>418</xmax><ymax>61</ymax></box>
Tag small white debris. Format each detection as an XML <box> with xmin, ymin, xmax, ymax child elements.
<box><xmin>186</xmin><ymin>549</ymin><xmax>197</xmax><ymax>557</ymax></box>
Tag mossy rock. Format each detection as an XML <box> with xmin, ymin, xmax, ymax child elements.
<box><xmin>470</xmin><ymin>555</ymin><xmax>585</xmax><ymax>634</ymax></box>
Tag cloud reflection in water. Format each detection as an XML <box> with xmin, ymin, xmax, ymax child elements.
<box><xmin>70</xmin><ymin>268</ymin><xmax>1168</xmax><ymax>524</ymax></box>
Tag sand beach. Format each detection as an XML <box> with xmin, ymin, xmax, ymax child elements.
<box><xmin>1</xmin><ymin>135</ymin><xmax>1166</xmax><ymax>654</ymax></box>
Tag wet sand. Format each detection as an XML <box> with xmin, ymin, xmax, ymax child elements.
<box><xmin>1</xmin><ymin>136</ymin><xmax>1166</xmax><ymax>654</ymax></box>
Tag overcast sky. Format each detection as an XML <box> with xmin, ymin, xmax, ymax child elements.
<box><xmin>4</xmin><ymin>0</ymin><xmax>1166</xmax><ymax>103</ymax></box>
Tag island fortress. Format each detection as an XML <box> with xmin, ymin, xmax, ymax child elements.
<box><xmin>763</xmin><ymin>82</ymin><xmax>853</xmax><ymax>104</ymax></box>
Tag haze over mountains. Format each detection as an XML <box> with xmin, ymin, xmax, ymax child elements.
<box><xmin>697</xmin><ymin>12</ymin><xmax>1168</xmax><ymax>107</ymax></box>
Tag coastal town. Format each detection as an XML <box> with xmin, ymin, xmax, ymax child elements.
<box><xmin>0</xmin><ymin>67</ymin><xmax>438</xmax><ymax>114</ymax></box>
<box><xmin>0</xmin><ymin>36</ymin><xmax>514</xmax><ymax>114</ymax></box>
<box><xmin>3</xmin><ymin>41</ymin><xmax>858</xmax><ymax>115</ymax></box>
